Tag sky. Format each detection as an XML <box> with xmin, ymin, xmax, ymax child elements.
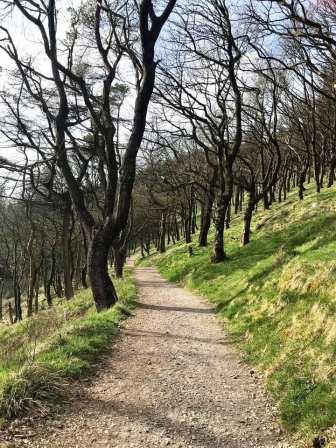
<box><xmin>0</xmin><ymin>0</ymin><xmax>139</xmax><ymax>164</ymax></box>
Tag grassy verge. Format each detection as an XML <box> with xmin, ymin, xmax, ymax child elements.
<box><xmin>138</xmin><ymin>185</ymin><xmax>336</xmax><ymax>443</ymax></box>
<box><xmin>0</xmin><ymin>269</ymin><xmax>136</xmax><ymax>420</ymax></box>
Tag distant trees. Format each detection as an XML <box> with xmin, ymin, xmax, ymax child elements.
<box><xmin>127</xmin><ymin>0</ymin><xmax>336</xmax><ymax>257</ymax></box>
<box><xmin>157</xmin><ymin>0</ymin><xmax>245</xmax><ymax>261</ymax></box>
<box><xmin>1</xmin><ymin>0</ymin><xmax>336</xmax><ymax>321</ymax></box>
<box><xmin>0</xmin><ymin>0</ymin><xmax>176</xmax><ymax>311</ymax></box>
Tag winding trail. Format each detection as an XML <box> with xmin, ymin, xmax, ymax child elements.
<box><xmin>22</xmin><ymin>267</ymin><xmax>289</xmax><ymax>448</ymax></box>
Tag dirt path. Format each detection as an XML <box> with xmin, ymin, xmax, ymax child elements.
<box><xmin>19</xmin><ymin>267</ymin><xmax>290</xmax><ymax>448</ymax></box>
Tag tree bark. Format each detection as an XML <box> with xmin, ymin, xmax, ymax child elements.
<box><xmin>62</xmin><ymin>203</ymin><xmax>74</xmax><ymax>299</ymax></box>
<box><xmin>212</xmin><ymin>193</ymin><xmax>229</xmax><ymax>262</ymax></box>
<box><xmin>241</xmin><ymin>192</ymin><xmax>255</xmax><ymax>246</ymax></box>
<box><xmin>54</xmin><ymin>270</ymin><xmax>64</xmax><ymax>298</ymax></box>
<box><xmin>328</xmin><ymin>156</ymin><xmax>336</xmax><ymax>187</ymax></box>
<box><xmin>87</xmin><ymin>230</ymin><xmax>118</xmax><ymax>311</ymax></box>
<box><xmin>225</xmin><ymin>202</ymin><xmax>231</xmax><ymax>229</ymax></box>
<box><xmin>113</xmin><ymin>246</ymin><xmax>127</xmax><ymax>279</ymax></box>
<box><xmin>34</xmin><ymin>273</ymin><xmax>39</xmax><ymax>314</ymax></box>
<box><xmin>211</xmin><ymin>163</ymin><xmax>233</xmax><ymax>263</ymax></box>
<box><xmin>199</xmin><ymin>171</ymin><xmax>216</xmax><ymax>247</ymax></box>
<box><xmin>27</xmin><ymin>262</ymin><xmax>38</xmax><ymax>317</ymax></box>
<box><xmin>158</xmin><ymin>211</ymin><xmax>167</xmax><ymax>253</ymax></box>
<box><xmin>175</xmin><ymin>216</ymin><xmax>180</xmax><ymax>241</ymax></box>
<box><xmin>27</xmin><ymin>230</ymin><xmax>38</xmax><ymax>317</ymax></box>
<box><xmin>0</xmin><ymin>282</ymin><xmax>3</xmax><ymax>320</ymax></box>
<box><xmin>199</xmin><ymin>201</ymin><xmax>212</xmax><ymax>247</ymax></box>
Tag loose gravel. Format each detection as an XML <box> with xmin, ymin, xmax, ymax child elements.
<box><xmin>15</xmin><ymin>266</ymin><xmax>294</xmax><ymax>448</ymax></box>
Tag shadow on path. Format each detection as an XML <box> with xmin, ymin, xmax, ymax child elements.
<box><xmin>136</xmin><ymin>302</ymin><xmax>214</xmax><ymax>315</ymax></box>
<box><xmin>122</xmin><ymin>327</ymin><xmax>240</xmax><ymax>347</ymax></box>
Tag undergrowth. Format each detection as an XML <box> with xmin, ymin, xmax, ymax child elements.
<box><xmin>0</xmin><ymin>269</ymin><xmax>136</xmax><ymax>419</ymax></box>
<box><xmin>138</xmin><ymin>185</ymin><xmax>336</xmax><ymax>443</ymax></box>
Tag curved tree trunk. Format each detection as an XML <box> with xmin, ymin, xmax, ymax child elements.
<box><xmin>87</xmin><ymin>230</ymin><xmax>118</xmax><ymax>311</ymax></box>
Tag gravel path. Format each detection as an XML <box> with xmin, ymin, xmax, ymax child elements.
<box><xmin>18</xmin><ymin>266</ymin><xmax>290</xmax><ymax>448</ymax></box>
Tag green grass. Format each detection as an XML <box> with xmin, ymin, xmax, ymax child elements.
<box><xmin>0</xmin><ymin>269</ymin><xmax>136</xmax><ymax>419</ymax></box>
<box><xmin>139</xmin><ymin>184</ymin><xmax>336</xmax><ymax>442</ymax></box>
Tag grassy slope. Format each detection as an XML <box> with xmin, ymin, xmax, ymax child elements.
<box><xmin>139</xmin><ymin>185</ymin><xmax>336</xmax><ymax>441</ymax></box>
<box><xmin>0</xmin><ymin>269</ymin><xmax>136</xmax><ymax>420</ymax></box>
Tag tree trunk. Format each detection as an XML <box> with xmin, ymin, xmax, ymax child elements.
<box><xmin>175</xmin><ymin>217</ymin><xmax>180</xmax><ymax>241</ymax></box>
<box><xmin>45</xmin><ymin>243</ymin><xmax>55</xmax><ymax>307</ymax></box>
<box><xmin>34</xmin><ymin>273</ymin><xmax>39</xmax><ymax>314</ymax></box>
<box><xmin>27</xmin><ymin>263</ymin><xmax>38</xmax><ymax>318</ymax></box>
<box><xmin>234</xmin><ymin>186</ymin><xmax>240</xmax><ymax>214</ymax></box>
<box><xmin>199</xmin><ymin>171</ymin><xmax>216</xmax><ymax>247</ymax></box>
<box><xmin>8</xmin><ymin>303</ymin><xmax>14</xmax><ymax>325</ymax></box>
<box><xmin>158</xmin><ymin>212</ymin><xmax>167</xmax><ymax>253</ymax></box>
<box><xmin>191</xmin><ymin>201</ymin><xmax>197</xmax><ymax>234</ymax></box>
<box><xmin>328</xmin><ymin>156</ymin><xmax>336</xmax><ymax>187</ymax></box>
<box><xmin>278</xmin><ymin>181</ymin><xmax>282</xmax><ymax>203</ymax></box>
<box><xmin>212</xmin><ymin>193</ymin><xmax>229</xmax><ymax>262</ymax></box>
<box><xmin>62</xmin><ymin>205</ymin><xmax>74</xmax><ymax>299</ymax></box>
<box><xmin>0</xmin><ymin>282</ymin><xmax>3</xmax><ymax>320</ymax></box>
<box><xmin>14</xmin><ymin>282</ymin><xmax>22</xmax><ymax>322</ymax></box>
<box><xmin>26</xmin><ymin>229</ymin><xmax>37</xmax><ymax>318</ymax></box>
<box><xmin>263</xmin><ymin>190</ymin><xmax>270</xmax><ymax>209</ymax></box>
<box><xmin>140</xmin><ymin>238</ymin><xmax>145</xmax><ymax>258</ymax></box>
<box><xmin>298</xmin><ymin>176</ymin><xmax>306</xmax><ymax>200</ymax></box>
<box><xmin>225</xmin><ymin>202</ymin><xmax>231</xmax><ymax>229</ymax></box>
<box><xmin>212</xmin><ymin>163</ymin><xmax>233</xmax><ymax>263</ymax></box>
<box><xmin>114</xmin><ymin>246</ymin><xmax>126</xmax><ymax>279</ymax></box>
<box><xmin>80</xmin><ymin>224</ymin><xmax>88</xmax><ymax>289</ymax></box>
<box><xmin>199</xmin><ymin>200</ymin><xmax>212</xmax><ymax>247</ymax></box>
<box><xmin>184</xmin><ymin>204</ymin><xmax>192</xmax><ymax>244</ymax></box>
<box><xmin>87</xmin><ymin>230</ymin><xmax>118</xmax><ymax>311</ymax></box>
<box><xmin>241</xmin><ymin>193</ymin><xmax>255</xmax><ymax>246</ymax></box>
<box><xmin>81</xmin><ymin>265</ymin><xmax>88</xmax><ymax>289</ymax></box>
<box><xmin>54</xmin><ymin>270</ymin><xmax>64</xmax><ymax>298</ymax></box>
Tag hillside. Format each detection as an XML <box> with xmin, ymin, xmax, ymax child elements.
<box><xmin>0</xmin><ymin>270</ymin><xmax>136</xmax><ymax>423</ymax></box>
<box><xmin>139</xmin><ymin>185</ymin><xmax>336</xmax><ymax>443</ymax></box>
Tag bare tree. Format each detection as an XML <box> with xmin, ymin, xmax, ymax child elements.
<box><xmin>157</xmin><ymin>0</ymin><xmax>245</xmax><ymax>261</ymax></box>
<box><xmin>0</xmin><ymin>0</ymin><xmax>176</xmax><ymax>310</ymax></box>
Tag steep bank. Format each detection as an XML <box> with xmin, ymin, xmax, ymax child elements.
<box><xmin>139</xmin><ymin>185</ymin><xmax>336</xmax><ymax>443</ymax></box>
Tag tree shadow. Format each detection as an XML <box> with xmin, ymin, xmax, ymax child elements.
<box><xmin>136</xmin><ymin>302</ymin><xmax>214</xmax><ymax>315</ymax></box>
<box><xmin>122</xmin><ymin>327</ymin><xmax>240</xmax><ymax>346</ymax></box>
<box><xmin>189</xmin><ymin>213</ymin><xmax>336</xmax><ymax>294</ymax></box>
<box><xmin>75</xmin><ymin>395</ymin><xmax>277</xmax><ymax>448</ymax></box>
<box><xmin>135</xmin><ymin>280</ymin><xmax>180</xmax><ymax>289</ymax></box>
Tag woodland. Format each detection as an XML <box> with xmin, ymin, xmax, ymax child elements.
<box><xmin>0</xmin><ymin>0</ymin><xmax>335</xmax><ymax>447</ymax></box>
